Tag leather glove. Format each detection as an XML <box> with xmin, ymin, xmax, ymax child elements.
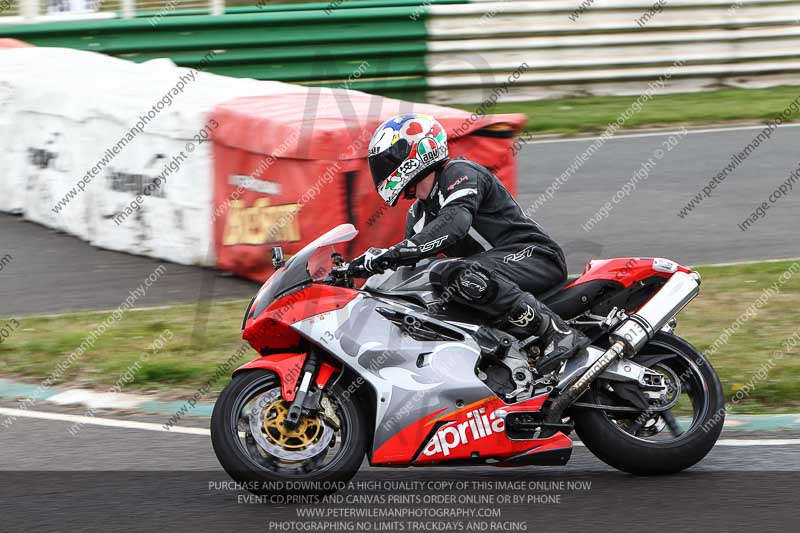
<box><xmin>351</xmin><ymin>247</ymin><xmax>398</xmax><ymax>274</ymax></box>
<box><xmin>351</xmin><ymin>241</ymin><xmax>421</xmax><ymax>275</ymax></box>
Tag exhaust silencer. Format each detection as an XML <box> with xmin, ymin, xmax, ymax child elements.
<box><xmin>542</xmin><ymin>271</ymin><xmax>701</xmax><ymax>431</ymax></box>
<box><xmin>611</xmin><ymin>271</ymin><xmax>701</xmax><ymax>355</ymax></box>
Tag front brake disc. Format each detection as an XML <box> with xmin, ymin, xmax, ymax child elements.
<box><xmin>248</xmin><ymin>388</ymin><xmax>333</xmax><ymax>462</ymax></box>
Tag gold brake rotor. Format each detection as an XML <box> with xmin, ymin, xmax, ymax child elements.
<box><xmin>261</xmin><ymin>399</ymin><xmax>323</xmax><ymax>450</ymax></box>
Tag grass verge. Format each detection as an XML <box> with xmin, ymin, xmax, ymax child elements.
<box><xmin>458</xmin><ymin>86</ymin><xmax>800</xmax><ymax>135</ymax></box>
<box><xmin>1</xmin><ymin>259</ymin><xmax>799</xmax><ymax>413</ymax></box>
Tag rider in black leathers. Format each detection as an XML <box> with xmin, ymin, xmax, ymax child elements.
<box><xmin>352</xmin><ymin>114</ymin><xmax>588</xmax><ymax>373</ymax></box>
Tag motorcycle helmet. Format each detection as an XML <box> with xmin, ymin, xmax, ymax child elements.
<box><xmin>367</xmin><ymin>113</ymin><xmax>449</xmax><ymax>206</ymax></box>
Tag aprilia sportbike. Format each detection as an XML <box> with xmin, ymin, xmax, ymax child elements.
<box><xmin>211</xmin><ymin>225</ymin><xmax>724</xmax><ymax>493</ymax></box>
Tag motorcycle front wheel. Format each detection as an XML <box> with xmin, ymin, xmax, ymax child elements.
<box><xmin>211</xmin><ymin>369</ymin><xmax>367</xmax><ymax>495</ymax></box>
<box><xmin>571</xmin><ymin>332</ymin><xmax>725</xmax><ymax>475</ymax></box>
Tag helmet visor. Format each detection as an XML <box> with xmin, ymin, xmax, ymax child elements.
<box><xmin>369</xmin><ymin>138</ymin><xmax>411</xmax><ymax>189</ymax></box>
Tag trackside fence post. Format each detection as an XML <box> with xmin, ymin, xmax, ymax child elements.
<box><xmin>121</xmin><ymin>0</ymin><xmax>134</xmax><ymax>19</ymax></box>
<box><xmin>20</xmin><ymin>0</ymin><xmax>39</xmax><ymax>20</ymax></box>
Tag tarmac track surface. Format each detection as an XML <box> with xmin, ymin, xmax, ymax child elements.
<box><xmin>0</xmin><ymin>411</ymin><xmax>798</xmax><ymax>532</ymax></box>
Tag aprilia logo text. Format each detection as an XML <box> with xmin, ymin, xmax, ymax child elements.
<box><xmin>423</xmin><ymin>408</ymin><xmax>505</xmax><ymax>457</ymax></box>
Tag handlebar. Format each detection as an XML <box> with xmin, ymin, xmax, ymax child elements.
<box><xmin>327</xmin><ymin>252</ymin><xmax>417</xmax><ymax>286</ymax></box>
<box><xmin>325</xmin><ymin>261</ymin><xmax>370</xmax><ymax>287</ymax></box>
<box><xmin>345</xmin><ymin>262</ymin><xmax>371</xmax><ymax>278</ymax></box>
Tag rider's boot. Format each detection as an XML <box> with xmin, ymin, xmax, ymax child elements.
<box><xmin>501</xmin><ymin>293</ymin><xmax>590</xmax><ymax>375</ymax></box>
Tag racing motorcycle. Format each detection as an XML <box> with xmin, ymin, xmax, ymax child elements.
<box><xmin>211</xmin><ymin>224</ymin><xmax>724</xmax><ymax>493</ymax></box>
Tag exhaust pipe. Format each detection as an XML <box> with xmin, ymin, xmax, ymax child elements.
<box><xmin>610</xmin><ymin>271</ymin><xmax>701</xmax><ymax>355</ymax></box>
<box><xmin>544</xmin><ymin>271</ymin><xmax>701</xmax><ymax>428</ymax></box>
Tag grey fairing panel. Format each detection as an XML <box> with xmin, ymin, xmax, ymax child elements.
<box><xmin>291</xmin><ymin>294</ymin><xmax>497</xmax><ymax>455</ymax></box>
<box><xmin>361</xmin><ymin>259</ymin><xmax>459</xmax><ymax>308</ymax></box>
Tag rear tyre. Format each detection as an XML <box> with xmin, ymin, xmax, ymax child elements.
<box><xmin>572</xmin><ymin>332</ymin><xmax>724</xmax><ymax>475</ymax></box>
<box><xmin>211</xmin><ymin>370</ymin><xmax>367</xmax><ymax>495</ymax></box>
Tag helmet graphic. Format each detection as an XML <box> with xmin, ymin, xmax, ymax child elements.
<box><xmin>367</xmin><ymin>114</ymin><xmax>449</xmax><ymax>206</ymax></box>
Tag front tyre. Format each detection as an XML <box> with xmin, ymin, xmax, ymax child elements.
<box><xmin>211</xmin><ymin>369</ymin><xmax>367</xmax><ymax>495</ymax></box>
<box><xmin>572</xmin><ymin>332</ymin><xmax>725</xmax><ymax>475</ymax></box>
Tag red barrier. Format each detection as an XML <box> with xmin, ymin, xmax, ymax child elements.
<box><xmin>211</xmin><ymin>144</ymin><xmax>350</xmax><ymax>281</ymax></box>
<box><xmin>211</xmin><ymin>90</ymin><xmax>526</xmax><ymax>282</ymax></box>
<box><xmin>0</xmin><ymin>39</ymin><xmax>33</xmax><ymax>49</ymax></box>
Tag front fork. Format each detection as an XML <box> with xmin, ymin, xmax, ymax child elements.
<box><xmin>284</xmin><ymin>350</ymin><xmax>340</xmax><ymax>429</ymax></box>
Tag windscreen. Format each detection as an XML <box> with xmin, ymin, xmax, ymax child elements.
<box><xmin>251</xmin><ymin>224</ymin><xmax>358</xmax><ymax>319</ymax></box>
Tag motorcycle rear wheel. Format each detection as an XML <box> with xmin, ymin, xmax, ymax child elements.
<box><xmin>571</xmin><ymin>332</ymin><xmax>725</xmax><ymax>475</ymax></box>
<box><xmin>211</xmin><ymin>369</ymin><xmax>367</xmax><ymax>495</ymax></box>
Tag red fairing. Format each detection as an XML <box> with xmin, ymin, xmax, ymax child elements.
<box><xmin>237</xmin><ymin>285</ymin><xmax>354</xmax><ymax>400</ymax></box>
<box><xmin>233</xmin><ymin>353</ymin><xmax>306</xmax><ymax>402</ymax></box>
<box><xmin>372</xmin><ymin>408</ymin><xmax>449</xmax><ymax>464</ymax></box>
<box><xmin>242</xmin><ymin>284</ymin><xmax>359</xmax><ymax>355</ymax></box>
<box><xmin>315</xmin><ymin>361</ymin><xmax>340</xmax><ymax>389</ymax></box>
<box><xmin>372</xmin><ymin>393</ymin><xmax>571</xmax><ymax>466</ymax></box>
<box><xmin>568</xmin><ymin>258</ymin><xmax>692</xmax><ymax>289</ymax></box>
<box><xmin>495</xmin><ymin>432</ymin><xmax>573</xmax><ymax>467</ymax></box>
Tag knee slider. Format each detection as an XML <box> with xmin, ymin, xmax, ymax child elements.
<box><xmin>436</xmin><ymin>261</ymin><xmax>498</xmax><ymax>305</ymax></box>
